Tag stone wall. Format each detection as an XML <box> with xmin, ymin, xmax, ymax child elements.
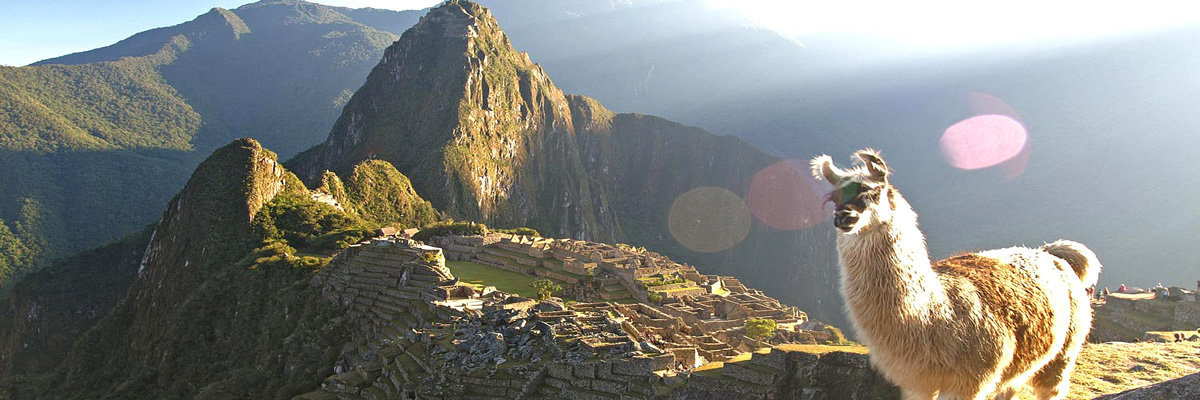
<box><xmin>671</xmin><ymin>348</ymin><xmax>899</xmax><ymax>400</ymax></box>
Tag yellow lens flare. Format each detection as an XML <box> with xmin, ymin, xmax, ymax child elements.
<box><xmin>668</xmin><ymin>187</ymin><xmax>751</xmax><ymax>253</ymax></box>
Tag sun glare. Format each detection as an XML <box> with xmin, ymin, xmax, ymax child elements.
<box><xmin>705</xmin><ymin>0</ymin><xmax>1200</xmax><ymax>52</ymax></box>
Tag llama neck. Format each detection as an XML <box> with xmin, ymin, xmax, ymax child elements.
<box><xmin>837</xmin><ymin>194</ymin><xmax>947</xmax><ymax>330</ymax></box>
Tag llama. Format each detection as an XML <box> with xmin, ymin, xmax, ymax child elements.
<box><xmin>810</xmin><ymin>149</ymin><xmax>1100</xmax><ymax>400</ymax></box>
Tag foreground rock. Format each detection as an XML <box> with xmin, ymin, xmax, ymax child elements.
<box><xmin>1093</xmin><ymin>373</ymin><xmax>1200</xmax><ymax>400</ymax></box>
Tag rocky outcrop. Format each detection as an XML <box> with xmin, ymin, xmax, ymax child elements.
<box><xmin>675</xmin><ymin>348</ymin><xmax>898</xmax><ymax>400</ymax></box>
<box><xmin>1094</xmin><ymin>373</ymin><xmax>1200</xmax><ymax>400</ymax></box>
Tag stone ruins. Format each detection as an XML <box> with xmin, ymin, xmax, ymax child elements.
<box><xmin>298</xmin><ymin>233</ymin><xmax>850</xmax><ymax>400</ymax></box>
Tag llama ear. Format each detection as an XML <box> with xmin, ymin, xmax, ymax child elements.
<box><xmin>810</xmin><ymin>154</ymin><xmax>845</xmax><ymax>184</ymax></box>
<box><xmin>854</xmin><ymin>149</ymin><xmax>890</xmax><ymax>183</ymax></box>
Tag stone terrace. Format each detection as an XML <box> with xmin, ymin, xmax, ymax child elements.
<box><xmin>432</xmin><ymin>234</ymin><xmax>831</xmax><ymax>363</ymax></box>
<box><xmin>298</xmin><ymin>234</ymin><xmax>845</xmax><ymax>400</ymax></box>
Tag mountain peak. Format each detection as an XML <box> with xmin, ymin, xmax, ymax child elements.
<box><xmin>289</xmin><ymin>0</ymin><xmax>614</xmax><ymax>240</ymax></box>
<box><xmin>132</xmin><ymin>138</ymin><xmax>286</xmax><ymax>309</ymax></box>
<box><xmin>198</xmin><ymin>7</ymin><xmax>250</xmax><ymax>39</ymax></box>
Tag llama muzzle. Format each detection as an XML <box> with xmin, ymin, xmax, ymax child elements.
<box><xmin>834</xmin><ymin>209</ymin><xmax>859</xmax><ymax>231</ymax></box>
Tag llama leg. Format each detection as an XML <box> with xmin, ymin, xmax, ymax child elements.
<box><xmin>1032</xmin><ymin>310</ymin><xmax>1086</xmax><ymax>400</ymax></box>
<box><xmin>1029</xmin><ymin>353</ymin><xmax>1075</xmax><ymax>400</ymax></box>
<box><xmin>991</xmin><ymin>386</ymin><xmax>1018</xmax><ymax>400</ymax></box>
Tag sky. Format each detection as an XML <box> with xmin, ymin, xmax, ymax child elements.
<box><xmin>707</xmin><ymin>0</ymin><xmax>1200</xmax><ymax>54</ymax></box>
<box><xmin>3</xmin><ymin>0</ymin><xmax>1200</xmax><ymax>66</ymax></box>
<box><xmin>0</xmin><ymin>0</ymin><xmax>440</xmax><ymax>66</ymax></box>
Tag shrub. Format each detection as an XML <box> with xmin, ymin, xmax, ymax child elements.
<box><xmin>745</xmin><ymin>318</ymin><xmax>777</xmax><ymax>341</ymax></box>
<box><xmin>530</xmin><ymin>278</ymin><xmax>562</xmax><ymax>300</ymax></box>
<box><xmin>420</xmin><ymin>251</ymin><xmax>443</xmax><ymax>264</ymax></box>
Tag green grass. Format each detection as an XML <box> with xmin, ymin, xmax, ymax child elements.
<box><xmin>488</xmin><ymin>247</ymin><xmax>543</xmax><ymax>263</ymax></box>
<box><xmin>529</xmin><ymin>263</ymin><xmax>585</xmax><ymax>279</ymax></box>
<box><xmin>445</xmin><ymin>260</ymin><xmax>541</xmax><ymax>298</ymax></box>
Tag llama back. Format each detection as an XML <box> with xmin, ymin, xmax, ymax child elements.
<box><xmin>1041</xmin><ymin>240</ymin><xmax>1102</xmax><ymax>287</ymax></box>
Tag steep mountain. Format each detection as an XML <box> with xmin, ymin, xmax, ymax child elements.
<box><xmin>288</xmin><ymin>1</ymin><xmax>844</xmax><ymax>326</ymax></box>
<box><xmin>0</xmin><ymin>1</ymin><xmax>424</xmax><ymax>286</ymax></box>
<box><xmin>0</xmin><ymin>138</ymin><xmax>422</xmax><ymax>398</ymax></box>
<box><xmin>0</xmin><ymin>136</ymin><xmax>440</xmax><ymax>389</ymax></box>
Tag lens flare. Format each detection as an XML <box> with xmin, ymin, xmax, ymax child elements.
<box><xmin>940</xmin><ymin>114</ymin><xmax>1028</xmax><ymax>170</ymax></box>
<box><xmin>747</xmin><ymin>159</ymin><xmax>830</xmax><ymax>230</ymax></box>
<box><xmin>668</xmin><ymin>187</ymin><xmax>751</xmax><ymax>253</ymax></box>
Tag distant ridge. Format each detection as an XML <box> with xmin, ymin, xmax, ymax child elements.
<box><xmin>34</xmin><ymin>7</ymin><xmax>250</xmax><ymax>66</ymax></box>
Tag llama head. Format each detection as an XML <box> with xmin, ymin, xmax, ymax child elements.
<box><xmin>810</xmin><ymin>149</ymin><xmax>894</xmax><ymax>234</ymax></box>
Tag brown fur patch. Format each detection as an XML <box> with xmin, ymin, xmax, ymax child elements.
<box><xmin>1030</xmin><ymin>282</ymin><xmax>1083</xmax><ymax>395</ymax></box>
<box><xmin>933</xmin><ymin>254</ymin><xmax>1057</xmax><ymax>382</ymax></box>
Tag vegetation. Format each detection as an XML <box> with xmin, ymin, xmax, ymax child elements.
<box><xmin>493</xmin><ymin>227</ymin><xmax>540</xmax><ymax>237</ymax></box>
<box><xmin>251</xmin><ymin>192</ymin><xmax>374</xmax><ymax>254</ymax></box>
<box><xmin>341</xmin><ymin>160</ymin><xmax>438</xmax><ymax>228</ymax></box>
<box><xmin>744</xmin><ymin>318</ymin><xmax>777</xmax><ymax>342</ymax></box>
<box><xmin>640</xmin><ymin>273</ymin><xmax>686</xmax><ymax>288</ymax></box>
<box><xmin>530</xmin><ymin>277</ymin><xmax>562</xmax><ymax>300</ymax></box>
<box><xmin>412</xmin><ymin>221</ymin><xmax>488</xmax><ymax>242</ymax></box>
<box><xmin>0</xmin><ymin>199</ymin><xmax>49</xmax><ymax>289</ymax></box>
<box><xmin>0</xmin><ymin>228</ymin><xmax>150</xmax><ymax>376</ymax></box>
<box><xmin>646</xmin><ymin>292</ymin><xmax>664</xmax><ymax>304</ymax></box>
<box><xmin>445</xmin><ymin>260</ymin><xmax>540</xmax><ymax>298</ymax></box>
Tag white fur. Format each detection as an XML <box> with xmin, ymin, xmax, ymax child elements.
<box><xmin>813</xmin><ymin>150</ymin><xmax>1099</xmax><ymax>400</ymax></box>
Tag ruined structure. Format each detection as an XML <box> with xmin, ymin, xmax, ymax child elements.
<box><xmin>298</xmin><ymin>234</ymin><xmax>866</xmax><ymax>399</ymax></box>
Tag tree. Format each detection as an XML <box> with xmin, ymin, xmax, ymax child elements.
<box><xmin>744</xmin><ymin>318</ymin><xmax>777</xmax><ymax>343</ymax></box>
<box><xmin>530</xmin><ymin>278</ymin><xmax>562</xmax><ymax>300</ymax></box>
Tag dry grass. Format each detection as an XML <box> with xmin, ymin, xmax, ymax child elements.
<box><xmin>689</xmin><ymin>342</ymin><xmax>1199</xmax><ymax>399</ymax></box>
<box><xmin>773</xmin><ymin>343</ymin><xmax>870</xmax><ymax>355</ymax></box>
<box><xmin>1014</xmin><ymin>341</ymin><xmax>1200</xmax><ymax>399</ymax></box>
<box><xmin>693</xmin><ymin>344</ymin><xmax>868</xmax><ymax>374</ymax></box>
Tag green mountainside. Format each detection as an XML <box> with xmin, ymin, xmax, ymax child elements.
<box><xmin>0</xmin><ymin>138</ymin><xmax>440</xmax><ymax>398</ymax></box>
<box><xmin>0</xmin><ymin>1</ymin><xmax>422</xmax><ymax>287</ymax></box>
<box><xmin>289</xmin><ymin>0</ymin><xmax>844</xmax><ymax>326</ymax></box>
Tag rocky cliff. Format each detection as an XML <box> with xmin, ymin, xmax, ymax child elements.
<box><xmin>289</xmin><ymin>1</ymin><xmax>621</xmax><ymax>242</ymax></box>
<box><xmin>288</xmin><ymin>0</ymin><xmax>844</xmax><ymax>327</ymax></box>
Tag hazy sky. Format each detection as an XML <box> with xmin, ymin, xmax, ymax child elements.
<box><xmin>0</xmin><ymin>0</ymin><xmax>440</xmax><ymax>66</ymax></box>
<box><xmin>708</xmin><ymin>0</ymin><xmax>1200</xmax><ymax>53</ymax></box>
<box><xmin>3</xmin><ymin>0</ymin><xmax>1199</xmax><ymax>66</ymax></box>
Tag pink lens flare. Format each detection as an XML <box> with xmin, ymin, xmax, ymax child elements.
<box><xmin>747</xmin><ymin>159</ymin><xmax>831</xmax><ymax>230</ymax></box>
<box><xmin>940</xmin><ymin>114</ymin><xmax>1028</xmax><ymax>170</ymax></box>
